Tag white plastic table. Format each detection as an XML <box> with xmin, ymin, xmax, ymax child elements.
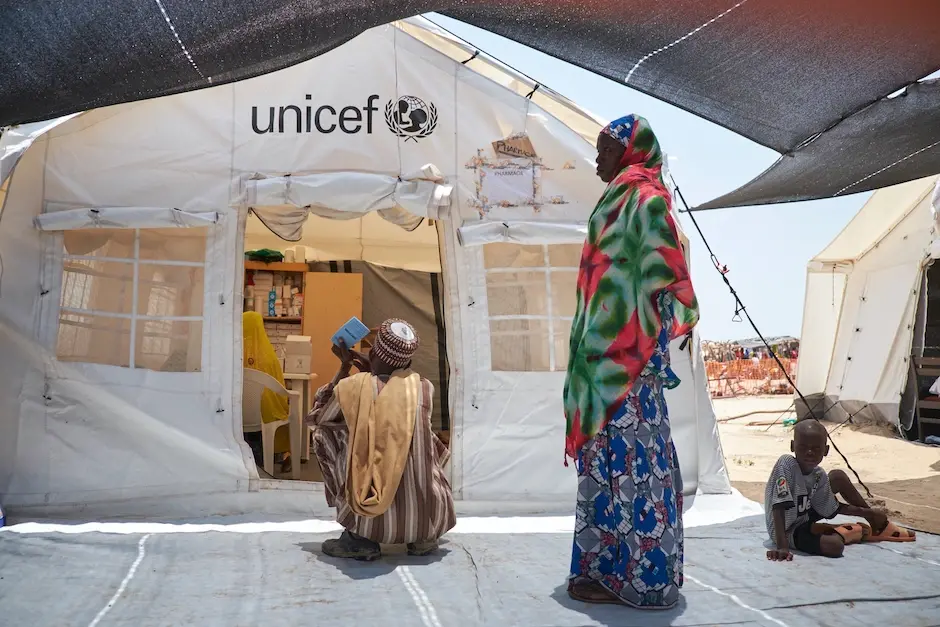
<box><xmin>283</xmin><ymin>372</ymin><xmax>318</xmax><ymax>417</ymax></box>
<box><xmin>284</xmin><ymin>373</ymin><xmax>318</xmax><ymax>473</ymax></box>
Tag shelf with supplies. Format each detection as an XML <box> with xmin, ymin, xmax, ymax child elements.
<box><xmin>245</xmin><ymin>262</ymin><xmax>307</xmax><ymax>369</ymax></box>
<box><xmin>242</xmin><ymin>257</ymin><xmax>364</xmax><ymax>381</ymax></box>
<box><xmin>245</xmin><ymin>267</ymin><xmax>305</xmax><ymax>317</ymax></box>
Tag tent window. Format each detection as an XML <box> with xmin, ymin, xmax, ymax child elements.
<box><xmin>55</xmin><ymin>227</ymin><xmax>208</xmax><ymax>372</ymax></box>
<box><xmin>483</xmin><ymin>242</ymin><xmax>581</xmax><ymax>372</ymax></box>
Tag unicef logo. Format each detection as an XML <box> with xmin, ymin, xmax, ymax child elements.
<box><xmin>385</xmin><ymin>96</ymin><xmax>438</xmax><ymax>142</ymax></box>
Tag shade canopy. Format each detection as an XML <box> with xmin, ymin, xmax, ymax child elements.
<box><xmin>1</xmin><ymin>1</ymin><xmax>939</xmax><ymax>207</ymax></box>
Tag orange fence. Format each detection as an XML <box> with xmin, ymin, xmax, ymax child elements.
<box><xmin>705</xmin><ymin>358</ymin><xmax>797</xmax><ymax>397</ymax></box>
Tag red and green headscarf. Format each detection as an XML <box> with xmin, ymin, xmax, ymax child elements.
<box><xmin>563</xmin><ymin>114</ymin><xmax>699</xmax><ymax>461</ymax></box>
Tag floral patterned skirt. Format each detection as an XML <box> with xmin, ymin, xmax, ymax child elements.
<box><xmin>568</xmin><ymin>375</ymin><xmax>684</xmax><ymax>609</ymax></box>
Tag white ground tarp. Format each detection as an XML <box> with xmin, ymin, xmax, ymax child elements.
<box><xmin>0</xmin><ymin>17</ymin><xmax>730</xmax><ymax>516</ymax></box>
<box><xmin>3</xmin><ymin>495</ymin><xmax>940</xmax><ymax>626</ymax></box>
<box><xmin>797</xmin><ymin>175</ymin><xmax>940</xmax><ymax>425</ymax></box>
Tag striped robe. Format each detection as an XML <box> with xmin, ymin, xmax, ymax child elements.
<box><xmin>308</xmin><ymin>375</ymin><xmax>456</xmax><ymax>545</ymax></box>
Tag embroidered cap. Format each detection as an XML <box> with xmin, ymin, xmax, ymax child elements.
<box><xmin>372</xmin><ymin>318</ymin><xmax>419</xmax><ymax>369</ymax></box>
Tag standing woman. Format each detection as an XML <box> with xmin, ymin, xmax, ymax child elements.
<box><xmin>564</xmin><ymin>115</ymin><xmax>699</xmax><ymax>609</ymax></box>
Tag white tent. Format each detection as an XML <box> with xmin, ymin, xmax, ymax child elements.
<box><xmin>796</xmin><ymin>175</ymin><xmax>940</xmax><ymax>428</ymax></box>
<box><xmin>0</xmin><ymin>17</ymin><xmax>730</xmax><ymax>516</ymax></box>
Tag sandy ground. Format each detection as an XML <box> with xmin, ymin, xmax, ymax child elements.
<box><xmin>714</xmin><ymin>395</ymin><xmax>940</xmax><ymax>535</ymax></box>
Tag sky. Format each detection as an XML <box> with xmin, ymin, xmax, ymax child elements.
<box><xmin>430</xmin><ymin>13</ymin><xmax>869</xmax><ymax>342</ymax></box>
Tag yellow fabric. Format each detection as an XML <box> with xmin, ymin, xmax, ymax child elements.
<box><xmin>242</xmin><ymin>311</ymin><xmax>289</xmax><ymax>454</ymax></box>
<box><xmin>335</xmin><ymin>370</ymin><xmax>419</xmax><ymax>518</ymax></box>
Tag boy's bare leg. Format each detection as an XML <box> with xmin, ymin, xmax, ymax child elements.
<box><xmin>829</xmin><ymin>469</ymin><xmax>890</xmax><ymax>534</ymax></box>
<box><xmin>828</xmin><ymin>469</ymin><xmax>870</xmax><ymax>508</ymax></box>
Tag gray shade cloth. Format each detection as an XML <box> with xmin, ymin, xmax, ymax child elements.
<box><xmin>697</xmin><ymin>79</ymin><xmax>940</xmax><ymax>209</ymax></box>
<box><xmin>1</xmin><ymin>2</ymin><xmax>939</xmax><ymax>207</ymax></box>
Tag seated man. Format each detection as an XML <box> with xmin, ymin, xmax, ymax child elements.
<box><xmin>308</xmin><ymin>318</ymin><xmax>456</xmax><ymax>561</ymax></box>
<box><xmin>765</xmin><ymin>419</ymin><xmax>914</xmax><ymax>561</ymax></box>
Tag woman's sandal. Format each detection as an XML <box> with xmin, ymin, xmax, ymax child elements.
<box><xmin>866</xmin><ymin>521</ymin><xmax>916</xmax><ymax>543</ymax></box>
<box><xmin>567</xmin><ymin>581</ymin><xmax>625</xmax><ymax>605</ymax></box>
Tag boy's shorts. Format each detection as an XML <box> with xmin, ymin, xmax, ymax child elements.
<box><xmin>791</xmin><ymin>512</ymin><xmax>825</xmax><ymax>555</ymax></box>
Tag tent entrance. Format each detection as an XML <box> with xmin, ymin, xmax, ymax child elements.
<box><xmin>905</xmin><ymin>262</ymin><xmax>940</xmax><ymax>442</ymax></box>
<box><xmin>239</xmin><ymin>210</ymin><xmax>448</xmax><ymax>482</ymax></box>
<box><xmin>919</xmin><ymin>262</ymin><xmax>940</xmax><ymax>360</ymax></box>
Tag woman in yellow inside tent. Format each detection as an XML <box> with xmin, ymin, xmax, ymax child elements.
<box><xmin>242</xmin><ymin>311</ymin><xmax>291</xmax><ymax>473</ymax></box>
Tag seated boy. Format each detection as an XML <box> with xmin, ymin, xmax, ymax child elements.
<box><xmin>765</xmin><ymin>419</ymin><xmax>909</xmax><ymax>561</ymax></box>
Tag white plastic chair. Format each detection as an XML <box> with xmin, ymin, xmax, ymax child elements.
<box><xmin>303</xmin><ymin>420</ymin><xmax>315</xmax><ymax>462</ymax></box>
<box><xmin>243</xmin><ymin>368</ymin><xmax>298</xmax><ymax>477</ymax></box>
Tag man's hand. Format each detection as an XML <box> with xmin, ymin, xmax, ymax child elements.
<box><xmin>766</xmin><ymin>549</ymin><xmax>793</xmax><ymax>562</ymax></box>
<box><xmin>331</xmin><ymin>340</ymin><xmax>370</xmax><ymax>372</ymax></box>
<box><xmin>864</xmin><ymin>509</ymin><xmax>888</xmax><ymax>535</ymax></box>
<box><xmin>331</xmin><ymin>339</ymin><xmax>353</xmax><ymax>365</ymax></box>
<box><xmin>350</xmin><ymin>350</ymin><xmax>371</xmax><ymax>372</ymax></box>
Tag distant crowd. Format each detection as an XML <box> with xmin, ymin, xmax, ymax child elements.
<box><xmin>702</xmin><ymin>338</ymin><xmax>799</xmax><ymax>363</ymax></box>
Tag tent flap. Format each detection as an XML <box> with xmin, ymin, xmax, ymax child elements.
<box><xmin>458</xmin><ymin>221</ymin><xmax>588</xmax><ymax>246</ymax></box>
<box><xmin>248</xmin><ymin>170</ymin><xmax>452</xmax><ymax>218</ymax></box>
<box><xmin>247</xmin><ymin>169</ymin><xmax>453</xmax><ymax>241</ymax></box>
<box><xmin>0</xmin><ymin>115</ymin><xmax>80</xmax><ymax>188</ymax></box>
<box><xmin>34</xmin><ymin>207</ymin><xmax>219</xmax><ymax>231</ymax></box>
<box><xmin>248</xmin><ymin>206</ymin><xmax>308</xmax><ymax>242</ymax></box>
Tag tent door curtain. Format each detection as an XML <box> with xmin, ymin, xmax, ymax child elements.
<box><xmin>457</xmin><ymin>221</ymin><xmax>588</xmax><ymax>247</ymax></box>
<box><xmin>243</xmin><ymin>168</ymin><xmax>454</xmax><ymax>242</ymax></box>
<box><xmin>34</xmin><ymin>206</ymin><xmax>220</xmax><ymax>232</ymax></box>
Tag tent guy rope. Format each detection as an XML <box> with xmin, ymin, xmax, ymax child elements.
<box><xmin>671</xmin><ymin>176</ymin><xmax>875</xmax><ymax>499</ymax></box>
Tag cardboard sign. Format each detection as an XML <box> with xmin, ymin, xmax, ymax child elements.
<box><xmin>480</xmin><ymin>166</ymin><xmax>534</xmax><ymax>206</ymax></box>
<box><xmin>492</xmin><ymin>134</ymin><xmax>537</xmax><ymax>159</ymax></box>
